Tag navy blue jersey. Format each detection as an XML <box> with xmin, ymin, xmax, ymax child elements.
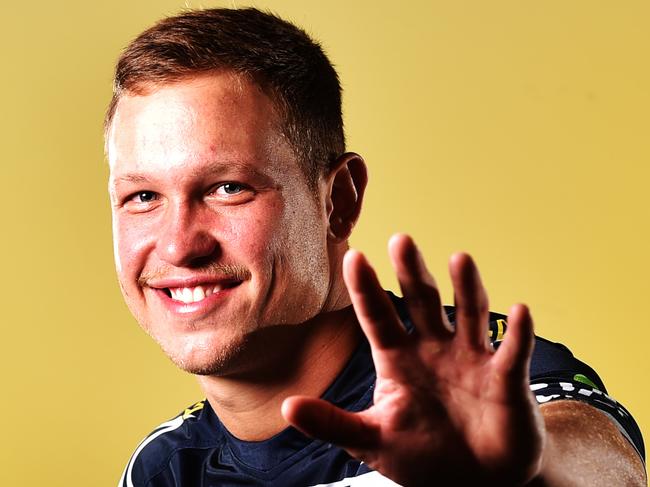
<box><xmin>119</xmin><ymin>296</ymin><xmax>645</xmax><ymax>486</ymax></box>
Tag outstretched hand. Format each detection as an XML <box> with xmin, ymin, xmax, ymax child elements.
<box><xmin>282</xmin><ymin>234</ymin><xmax>545</xmax><ymax>486</ymax></box>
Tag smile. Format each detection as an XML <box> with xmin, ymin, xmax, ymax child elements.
<box><xmin>166</xmin><ymin>285</ymin><xmax>228</xmax><ymax>304</ymax></box>
<box><xmin>144</xmin><ymin>275</ymin><xmax>244</xmax><ymax>314</ymax></box>
<box><xmin>164</xmin><ymin>282</ymin><xmax>242</xmax><ymax>304</ymax></box>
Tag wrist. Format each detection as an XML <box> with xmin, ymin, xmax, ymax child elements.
<box><xmin>525</xmin><ymin>432</ymin><xmax>556</xmax><ymax>487</ymax></box>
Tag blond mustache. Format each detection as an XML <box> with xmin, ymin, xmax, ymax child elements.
<box><xmin>138</xmin><ymin>263</ymin><xmax>252</xmax><ymax>287</ymax></box>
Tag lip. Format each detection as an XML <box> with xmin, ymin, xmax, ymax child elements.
<box><xmin>149</xmin><ymin>281</ymin><xmax>242</xmax><ymax>317</ymax></box>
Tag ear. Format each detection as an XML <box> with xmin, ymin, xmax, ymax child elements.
<box><xmin>325</xmin><ymin>152</ymin><xmax>368</xmax><ymax>242</ymax></box>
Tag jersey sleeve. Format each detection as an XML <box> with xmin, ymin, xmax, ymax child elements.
<box><xmin>486</xmin><ymin>311</ymin><xmax>646</xmax><ymax>464</ymax></box>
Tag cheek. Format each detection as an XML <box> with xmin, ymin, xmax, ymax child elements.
<box><xmin>218</xmin><ymin>197</ymin><xmax>285</xmax><ymax>249</ymax></box>
<box><xmin>274</xmin><ymin>196</ymin><xmax>329</xmax><ymax>278</ymax></box>
<box><xmin>223</xmin><ymin>213</ymin><xmax>282</xmax><ymax>271</ymax></box>
<box><xmin>112</xmin><ymin>224</ymin><xmax>123</xmax><ymax>275</ymax></box>
<box><xmin>112</xmin><ymin>215</ymin><xmax>154</xmax><ymax>281</ymax></box>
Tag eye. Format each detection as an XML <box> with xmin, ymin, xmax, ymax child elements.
<box><xmin>216</xmin><ymin>183</ymin><xmax>245</xmax><ymax>195</ymax></box>
<box><xmin>206</xmin><ymin>182</ymin><xmax>254</xmax><ymax>204</ymax></box>
<box><xmin>131</xmin><ymin>191</ymin><xmax>158</xmax><ymax>203</ymax></box>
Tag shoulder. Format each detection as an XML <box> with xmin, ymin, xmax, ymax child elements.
<box><xmin>118</xmin><ymin>400</ymin><xmax>221</xmax><ymax>487</ymax></box>
<box><xmin>453</xmin><ymin>306</ymin><xmax>646</xmax><ymax>464</ymax></box>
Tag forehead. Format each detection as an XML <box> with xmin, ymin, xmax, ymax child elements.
<box><xmin>107</xmin><ymin>73</ymin><xmax>295</xmax><ymax>181</ymax></box>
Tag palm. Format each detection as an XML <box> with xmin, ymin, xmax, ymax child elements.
<box><xmin>283</xmin><ymin>235</ymin><xmax>544</xmax><ymax>486</ymax></box>
<box><xmin>367</xmin><ymin>330</ymin><xmax>541</xmax><ymax>485</ymax></box>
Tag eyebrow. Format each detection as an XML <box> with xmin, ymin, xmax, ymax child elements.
<box><xmin>113</xmin><ymin>159</ymin><xmax>270</xmax><ymax>185</ymax></box>
<box><xmin>116</xmin><ymin>173</ymin><xmax>149</xmax><ymax>184</ymax></box>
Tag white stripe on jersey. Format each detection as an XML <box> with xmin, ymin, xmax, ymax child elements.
<box><xmin>118</xmin><ymin>415</ymin><xmax>185</xmax><ymax>487</ymax></box>
<box><xmin>309</xmin><ymin>470</ymin><xmax>402</xmax><ymax>487</ymax></box>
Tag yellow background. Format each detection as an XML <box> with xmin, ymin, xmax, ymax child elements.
<box><xmin>1</xmin><ymin>1</ymin><xmax>648</xmax><ymax>484</ymax></box>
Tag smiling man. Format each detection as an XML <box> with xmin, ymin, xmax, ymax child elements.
<box><xmin>109</xmin><ymin>73</ymin><xmax>344</xmax><ymax>380</ymax></box>
<box><xmin>107</xmin><ymin>8</ymin><xmax>646</xmax><ymax>487</ymax></box>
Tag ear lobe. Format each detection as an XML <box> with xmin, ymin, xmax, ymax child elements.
<box><xmin>326</xmin><ymin>152</ymin><xmax>368</xmax><ymax>241</ymax></box>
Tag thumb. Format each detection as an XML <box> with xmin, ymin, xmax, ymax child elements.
<box><xmin>282</xmin><ymin>396</ymin><xmax>379</xmax><ymax>450</ymax></box>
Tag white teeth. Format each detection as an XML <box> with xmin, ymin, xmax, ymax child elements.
<box><xmin>167</xmin><ymin>284</ymin><xmax>226</xmax><ymax>304</ymax></box>
<box><xmin>193</xmin><ymin>287</ymin><xmax>205</xmax><ymax>301</ymax></box>
<box><xmin>182</xmin><ymin>288</ymin><xmax>193</xmax><ymax>302</ymax></box>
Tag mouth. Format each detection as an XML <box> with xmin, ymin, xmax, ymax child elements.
<box><xmin>141</xmin><ymin>272</ymin><xmax>247</xmax><ymax>316</ymax></box>
<box><xmin>162</xmin><ymin>282</ymin><xmax>240</xmax><ymax>304</ymax></box>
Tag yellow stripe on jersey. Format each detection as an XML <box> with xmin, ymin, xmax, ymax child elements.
<box><xmin>183</xmin><ymin>401</ymin><xmax>205</xmax><ymax>419</ymax></box>
<box><xmin>495</xmin><ymin>319</ymin><xmax>506</xmax><ymax>341</ymax></box>
<box><xmin>488</xmin><ymin>319</ymin><xmax>507</xmax><ymax>341</ymax></box>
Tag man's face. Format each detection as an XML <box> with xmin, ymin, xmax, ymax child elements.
<box><xmin>107</xmin><ymin>73</ymin><xmax>333</xmax><ymax>375</ymax></box>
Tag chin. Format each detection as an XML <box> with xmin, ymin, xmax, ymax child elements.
<box><xmin>154</xmin><ymin>329</ymin><xmax>250</xmax><ymax>376</ymax></box>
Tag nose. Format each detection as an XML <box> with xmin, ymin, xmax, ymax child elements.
<box><xmin>156</xmin><ymin>200</ymin><xmax>219</xmax><ymax>267</ymax></box>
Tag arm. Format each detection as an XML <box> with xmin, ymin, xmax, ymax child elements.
<box><xmin>532</xmin><ymin>401</ymin><xmax>646</xmax><ymax>486</ymax></box>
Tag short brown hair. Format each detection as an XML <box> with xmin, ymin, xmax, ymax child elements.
<box><xmin>105</xmin><ymin>7</ymin><xmax>345</xmax><ymax>186</ymax></box>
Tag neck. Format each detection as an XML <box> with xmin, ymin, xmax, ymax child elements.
<box><xmin>196</xmin><ymin>304</ymin><xmax>361</xmax><ymax>441</ymax></box>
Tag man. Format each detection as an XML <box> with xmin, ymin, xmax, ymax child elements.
<box><xmin>106</xmin><ymin>8</ymin><xmax>645</xmax><ymax>486</ymax></box>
